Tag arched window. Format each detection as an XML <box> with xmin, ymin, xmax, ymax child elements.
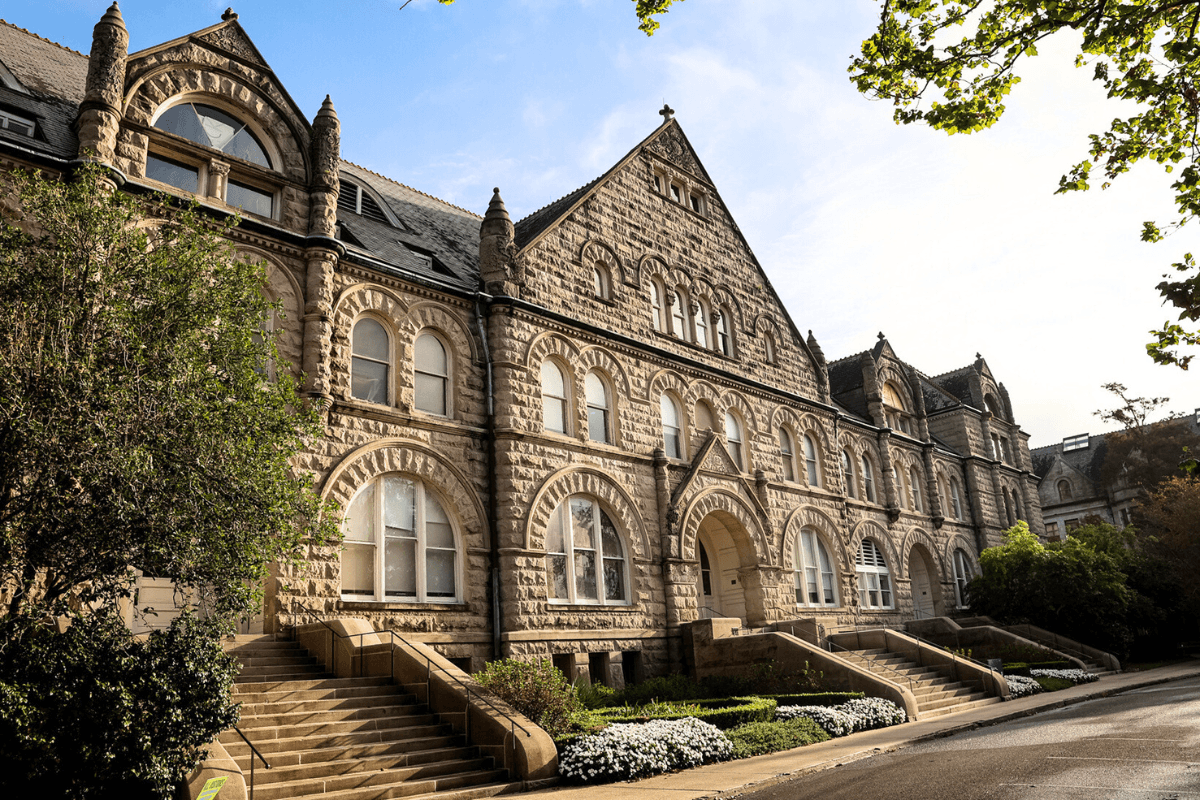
<box><xmin>651</xmin><ymin>280</ymin><xmax>665</xmax><ymax>332</ymax></box>
<box><xmin>862</xmin><ymin>455</ymin><xmax>877</xmax><ymax>503</ymax></box>
<box><xmin>693</xmin><ymin>299</ymin><xmax>710</xmax><ymax>349</ymax></box>
<box><xmin>1057</xmin><ymin>480</ymin><xmax>1072</xmax><ymax>501</ymax></box>
<box><xmin>541</xmin><ymin>359</ymin><xmax>569</xmax><ymax>434</ymax></box>
<box><xmin>779</xmin><ymin>428</ymin><xmax>796</xmax><ymax>482</ymax></box>
<box><xmin>413</xmin><ymin>331</ymin><xmax>449</xmax><ymax>416</ymax></box>
<box><xmin>842</xmin><ymin>450</ymin><xmax>857</xmax><ymax>499</ymax></box>
<box><xmin>952</xmin><ymin>549</ymin><xmax>973</xmax><ymax>608</ymax></box>
<box><xmin>351</xmin><ymin>317</ymin><xmax>390</xmax><ymax>404</ymax></box>
<box><xmin>856</xmin><ymin>539</ymin><xmax>893</xmax><ymax>609</ymax></box>
<box><xmin>725</xmin><ymin>411</ymin><xmax>745</xmax><ymax>471</ymax></box>
<box><xmin>661</xmin><ymin>393</ymin><xmax>683</xmax><ymax>459</ymax></box>
<box><xmin>154</xmin><ymin>102</ymin><xmax>271</xmax><ymax>167</ymax></box>
<box><xmin>882</xmin><ymin>382</ymin><xmax>912</xmax><ymax>435</ymax></box>
<box><xmin>546</xmin><ymin>496</ymin><xmax>628</xmax><ymax>605</ymax></box>
<box><xmin>795</xmin><ymin>527</ymin><xmax>838</xmax><ymax>607</ymax></box>
<box><xmin>910</xmin><ymin>467</ymin><xmax>923</xmax><ymax>512</ymax></box>
<box><xmin>937</xmin><ymin>476</ymin><xmax>950</xmax><ymax>518</ymax></box>
<box><xmin>585</xmin><ymin>370</ymin><xmax>612</xmax><ymax>444</ymax></box>
<box><xmin>695</xmin><ymin>400</ymin><xmax>716</xmax><ymax>433</ymax></box>
<box><xmin>764</xmin><ymin>332</ymin><xmax>776</xmax><ymax>364</ymax></box>
<box><xmin>341</xmin><ymin>475</ymin><xmax>458</xmax><ymax>603</ymax></box>
<box><xmin>1002</xmin><ymin>491</ymin><xmax>1014</xmax><ymax>527</ymax></box>
<box><xmin>893</xmin><ymin>466</ymin><xmax>907</xmax><ymax>510</ymax></box>
<box><xmin>985</xmin><ymin>394</ymin><xmax>1003</xmax><ymax>418</ymax></box>
<box><xmin>1012</xmin><ymin>488</ymin><xmax>1024</xmax><ymax>522</ymax></box>
<box><xmin>803</xmin><ymin>433</ymin><xmax>821</xmax><ymax>487</ymax></box>
<box><xmin>593</xmin><ymin>263</ymin><xmax>610</xmax><ymax>300</ymax></box>
<box><xmin>950</xmin><ymin>478</ymin><xmax>964</xmax><ymax>519</ymax></box>
<box><xmin>715</xmin><ymin>307</ymin><xmax>732</xmax><ymax>356</ymax></box>
<box><xmin>670</xmin><ymin>287</ymin><xmax>689</xmax><ymax>340</ymax></box>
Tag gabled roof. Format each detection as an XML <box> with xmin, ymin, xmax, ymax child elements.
<box><xmin>0</xmin><ymin>20</ymin><xmax>87</xmax><ymax>104</ymax></box>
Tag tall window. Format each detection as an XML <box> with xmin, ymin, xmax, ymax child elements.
<box><xmin>937</xmin><ymin>477</ymin><xmax>950</xmax><ymax>518</ymax></box>
<box><xmin>882</xmin><ymin>382</ymin><xmax>912</xmax><ymax>434</ymax></box>
<box><xmin>1057</xmin><ymin>480</ymin><xmax>1072</xmax><ymax>501</ymax></box>
<box><xmin>725</xmin><ymin>411</ymin><xmax>744</xmax><ymax>471</ymax></box>
<box><xmin>779</xmin><ymin>428</ymin><xmax>796</xmax><ymax>482</ymax></box>
<box><xmin>862</xmin><ymin>455</ymin><xmax>876</xmax><ymax>502</ymax></box>
<box><xmin>699</xmin><ymin>541</ymin><xmax>714</xmax><ymax>606</ymax></box>
<box><xmin>585</xmin><ymin>370</ymin><xmax>611</xmax><ymax>444</ymax></box>
<box><xmin>795</xmin><ymin>528</ymin><xmax>838</xmax><ymax>607</ymax></box>
<box><xmin>842</xmin><ymin>450</ymin><xmax>857</xmax><ymax>499</ymax></box>
<box><xmin>893</xmin><ymin>466</ymin><xmax>907</xmax><ymax>510</ymax></box>
<box><xmin>661</xmin><ymin>393</ymin><xmax>683</xmax><ymax>459</ymax></box>
<box><xmin>541</xmin><ymin>359</ymin><xmax>569</xmax><ymax>434</ymax></box>
<box><xmin>413</xmin><ymin>332</ymin><xmax>449</xmax><ymax>416</ymax></box>
<box><xmin>950</xmin><ymin>478</ymin><xmax>964</xmax><ymax>519</ymax></box>
<box><xmin>546</xmin><ymin>497</ymin><xmax>628</xmax><ymax>605</ymax></box>
<box><xmin>803</xmin><ymin>434</ymin><xmax>820</xmax><ymax>487</ymax></box>
<box><xmin>593</xmin><ymin>263</ymin><xmax>610</xmax><ymax>300</ymax></box>
<box><xmin>715</xmin><ymin>308</ymin><xmax>732</xmax><ymax>356</ymax></box>
<box><xmin>1012</xmin><ymin>488</ymin><xmax>1024</xmax><ymax>522</ymax></box>
<box><xmin>342</xmin><ymin>476</ymin><xmax>457</xmax><ymax>603</ymax></box>
<box><xmin>695</xmin><ymin>400</ymin><xmax>716</xmax><ymax>433</ymax></box>
<box><xmin>952</xmin><ymin>549</ymin><xmax>973</xmax><ymax>608</ymax></box>
<box><xmin>351</xmin><ymin>317</ymin><xmax>389</xmax><ymax>404</ymax></box>
<box><xmin>693</xmin><ymin>299</ymin><xmax>710</xmax><ymax>348</ymax></box>
<box><xmin>1002</xmin><ymin>491</ymin><xmax>1014</xmax><ymax>527</ymax></box>
<box><xmin>856</xmin><ymin>539</ymin><xmax>893</xmax><ymax>609</ymax></box>
<box><xmin>764</xmin><ymin>332</ymin><xmax>776</xmax><ymax>364</ymax></box>
<box><xmin>670</xmin><ymin>288</ymin><xmax>689</xmax><ymax>340</ymax></box>
<box><xmin>910</xmin><ymin>467</ymin><xmax>923</xmax><ymax>512</ymax></box>
<box><xmin>651</xmin><ymin>280</ymin><xmax>665</xmax><ymax>332</ymax></box>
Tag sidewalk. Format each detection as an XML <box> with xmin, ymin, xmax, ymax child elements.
<box><xmin>523</xmin><ymin>660</ymin><xmax>1200</xmax><ymax>800</ymax></box>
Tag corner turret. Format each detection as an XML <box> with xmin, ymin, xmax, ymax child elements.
<box><xmin>77</xmin><ymin>3</ymin><xmax>128</xmax><ymax>168</ymax></box>
<box><xmin>309</xmin><ymin>95</ymin><xmax>341</xmax><ymax>239</ymax></box>
<box><xmin>479</xmin><ymin>188</ymin><xmax>523</xmax><ymax>296</ymax></box>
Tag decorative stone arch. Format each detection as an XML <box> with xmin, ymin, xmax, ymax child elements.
<box><xmin>124</xmin><ymin>66</ymin><xmax>310</xmax><ymax>183</ymax></box>
<box><xmin>523</xmin><ymin>330</ymin><xmax>582</xmax><ymax>372</ymax></box>
<box><xmin>878</xmin><ymin>366</ymin><xmax>917</xmax><ymax>411</ymax></box>
<box><xmin>636</xmin><ymin>253</ymin><xmax>669</xmax><ymax>288</ymax></box>
<box><xmin>944</xmin><ymin>532</ymin><xmax>981</xmax><ymax>566</ymax></box>
<box><xmin>646</xmin><ymin>368</ymin><xmax>691</xmax><ymax>406</ymax></box>
<box><xmin>753</xmin><ymin>313</ymin><xmax>782</xmax><ymax>341</ymax></box>
<box><xmin>330</xmin><ymin>283</ymin><xmax>410</xmax><ymax>401</ymax></box>
<box><xmin>719</xmin><ymin>389</ymin><xmax>762</xmax><ymax>437</ymax></box>
<box><xmin>678</xmin><ymin>487</ymin><xmax>769</xmax><ymax>567</ymax></box>
<box><xmin>396</xmin><ymin>301</ymin><xmax>478</xmax><ymax>417</ymax></box>
<box><xmin>899</xmin><ymin>527</ymin><xmax>947</xmax><ymax>581</ymax></box>
<box><xmin>320</xmin><ymin>438</ymin><xmax>488</xmax><ymax>551</ymax></box>
<box><xmin>579</xmin><ymin>238</ymin><xmax>627</xmax><ymax>293</ymax></box>
<box><xmin>235</xmin><ymin>244</ymin><xmax>303</xmax><ymax>378</ymax></box>
<box><xmin>523</xmin><ymin>466</ymin><xmax>650</xmax><ymax>561</ymax></box>
<box><xmin>849</xmin><ymin>519</ymin><xmax>899</xmax><ymax>572</ymax></box>
<box><xmin>684</xmin><ymin>378</ymin><xmax>722</xmax><ymax>411</ymax></box>
<box><xmin>781</xmin><ymin>506</ymin><xmax>849</xmax><ymax>574</ymax></box>
<box><xmin>577</xmin><ymin>345</ymin><xmax>633</xmax><ymax>403</ymax></box>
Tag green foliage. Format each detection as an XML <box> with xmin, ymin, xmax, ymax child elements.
<box><xmin>1033</xmin><ymin>676</ymin><xmax>1075</xmax><ymax>692</ymax></box>
<box><xmin>726</xmin><ymin>717</ymin><xmax>829</xmax><ymax>759</ymax></box>
<box><xmin>759</xmin><ymin>692</ymin><xmax>864</xmax><ymax>707</ymax></box>
<box><xmin>609</xmin><ymin>672</ymin><xmax>707</xmax><ymax>706</ymax></box>
<box><xmin>1094</xmin><ymin>384</ymin><xmax>1200</xmax><ymax>490</ymax></box>
<box><xmin>597</xmin><ymin>696</ymin><xmax>777</xmax><ymax>730</ymax></box>
<box><xmin>1002</xmin><ymin>661</ymin><xmax>1072</xmax><ymax>677</ymax></box>
<box><xmin>850</xmin><ymin>2</ymin><xmax>1200</xmax><ymax>368</ymax></box>
<box><xmin>0</xmin><ymin>165</ymin><xmax>338</xmax><ymax>622</ymax></box>
<box><xmin>634</xmin><ymin>0</ymin><xmax>683</xmax><ymax>35</ymax></box>
<box><xmin>574</xmin><ymin>679</ymin><xmax>618</xmax><ymax>709</ymax></box>
<box><xmin>475</xmin><ymin>658</ymin><xmax>580</xmax><ymax>737</ymax></box>
<box><xmin>0</xmin><ymin>612</ymin><xmax>238</xmax><ymax>798</ymax></box>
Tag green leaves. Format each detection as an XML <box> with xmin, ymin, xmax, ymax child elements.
<box><xmin>852</xmin><ymin>1</ymin><xmax>1200</xmax><ymax>366</ymax></box>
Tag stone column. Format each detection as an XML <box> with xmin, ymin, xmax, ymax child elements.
<box><xmin>302</xmin><ymin>96</ymin><xmax>342</xmax><ymax>403</ymax></box>
<box><xmin>921</xmin><ymin>444</ymin><xmax>944</xmax><ymax>525</ymax></box>
<box><xmin>78</xmin><ymin>3</ymin><xmax>128</xmax><ymax>169</ymax></box>
<box><xmin>877</xmin><ymin>429</ymin><xmax>899</xmax><ymax>519</ymax></box>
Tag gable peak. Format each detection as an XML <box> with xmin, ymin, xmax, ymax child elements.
<box><xmin>644</xmin><ymin>119</ymin><xmax>711</xmax><ymax>184</ymax></box>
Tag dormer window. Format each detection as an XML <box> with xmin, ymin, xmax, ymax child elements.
<box><xmin>338</xmin><ymin>179</ymin><xmax>393</xmax><ymax>226</ymax></box>
<box><xmin>154</xmin><ymin>102</ymin><xmax>271</xmax><ymax>168</ymax></box>
<box><xmin>0</xmin><ymin>109</ymin><xmax>35</xmax><ymax>137</ymax></box>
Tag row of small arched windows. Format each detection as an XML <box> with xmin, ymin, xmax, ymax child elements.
<box><xmin>351</xmin><ymin>317</ymin><xmax>453</xmax><ymax>415</ymax></box>
<box><xmin>650</xmin><ymin>279</ymin><xmax>734</xmax><ymax>356</ymax></box>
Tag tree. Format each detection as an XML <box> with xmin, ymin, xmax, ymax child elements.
<box><xmin>1136</xmin><ymin>475</ymin><xmax>1200</xmax><ymax>620</ymax></box>
<box><xmin>1093</xmin><ymin>382</ymin><xmax>1200</xmax><ymax>490</ymax></box>
<box><xmin>0</xmin><ymin>165</ymin><xmax>339</xmax><ymax>795</ymax></box>
<box><xmin>436</xmin><ymin>0</ymin><xmax>680</xmax><ymax>36</ymax></box>
<box><xmin>849</xmin><ymin>1</ymin><xmax>1200</xmax><ymax>369</ymax></box>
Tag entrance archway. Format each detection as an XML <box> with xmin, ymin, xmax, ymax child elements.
<box><xmin>693</xmin><ymin>510</ymin><xmax>760</xmax><ymax>624</ymax></box>
<box><xmin>908</xmin><ymin>546</ymin><xmax>938</xmax><ymax>620</ymax></box>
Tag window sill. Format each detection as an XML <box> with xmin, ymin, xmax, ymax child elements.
<box><xmin>545</xmin><ymin>601</ymin><xmax>638</xmax><ymax>612</ymax></box>
<box><xmin>339</xmin><ymin>599</ymin><xmax>469</xmax><ymax>612</ymax></box>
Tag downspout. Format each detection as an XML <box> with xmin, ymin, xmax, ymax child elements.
<box><xmin>474</xmin><ymin>298</ymin><xmax>502</xmax><ymax>660</ymax></box>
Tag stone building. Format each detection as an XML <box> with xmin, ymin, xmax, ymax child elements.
<box><xmin>0</xmin><ymin>6</ymin><xmax>1043</xmax><ymax>683</ymax></box>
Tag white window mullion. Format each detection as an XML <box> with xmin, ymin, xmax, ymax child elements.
<box><xmin>562</xmin><ymin>504</ymin><xmax>577</xmax><ymax>604</ymax></box>
<box><xmin>415</xmin><ymin>483</ymin><xmax>427</xmax><ymax>603</ymax></box>
<box><xmin>375</xmin><ymin>488</ymin><xmax>385</xmax><ymax>602</ymax></box>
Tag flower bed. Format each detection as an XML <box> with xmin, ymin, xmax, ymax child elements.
<box><xmin>775</xmin><ymin>697</ymin><xmax>906</xmax><ymax>737</ymax></box>
<box><xmin>1030</xmin><ymin>668</ymin><xmax>1098</xmax><ymax>685</ymax></box>
<box><xmin>558</xmin><ymin>717</ymin><xmax>732</xmax><ymax>783</ymax></box>
<box><xmin>726</xmin><ymin>717</ymin><xmax>829</xmax><ymax>758</ymax></box>
<box><xmin>1005</xmin><ymin>674</ymin><xmax>1043</xmax><ymax>698</ymax></box>
<box><xmin>596</xmin><ymin>696</ymin><xmax>777</xmax><ymax>729</ymax></box>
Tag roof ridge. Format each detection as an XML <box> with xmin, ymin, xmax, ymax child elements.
<box><xmin>340</xmin><ymin>159</ymin><xmax>482</xmax><ymax>219</ymax></box>
<box><xmin>928</xmin><ymin>364</ymin><xmax>972</xmax><ymax>380</ymax></box>
<box><xmin>0</xmin><ymin>19</ymin><xmax>88</xmax><ymax>59</ymax></box>
<box><xmin>515</xmin><ymin>175</ymin><xmax>602</xmax><ymax>225</ymax></box>
<box><xmin>828</xmin><ymin>349</ymin><xmax>869</xmax><ymax>367</ymax></box>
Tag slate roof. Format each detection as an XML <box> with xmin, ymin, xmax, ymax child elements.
<box><xmin>1030</xmin><ymin>434</ymin><xmax>1108</xmax><ymax>483</ymax></box>
<box><xmin>827</xmin><ymin>352</ymin><xmax>866</xmax><ymax>395</ymax></box>
<box><xmin>920</xmin><ymin>376</ymin><xmax>962</xmax><ymax>412</ymax></box>
<box><xmin>513</xmin><ymin>175</ymin><xmax>603</xmax><ymax>251</ymax></box>
<box><xmin>0</xmin><ymin>20</ymin><xmax>86</xmax><ymax>161</ymax></box>
<box><xmin>336</xmin><ymin>161</ymin><xmax>481</xmax><ymax>292</ymax></box>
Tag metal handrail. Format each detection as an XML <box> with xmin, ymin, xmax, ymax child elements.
<box><xmin>231</xmin><ymin>726</ymin><xmax>270</xmax><ymax>800</ymax></box>
<box><xmin>808</xmin><ymin>623</ymin><xmax>916</xmax><ymax>697</ymax></box>
<box><xmin>901</xmin><ymin>628</ymin><xmax>1007</xmax><ymax>697</ymax></box>
<box><xmin>290</xmin><ymin>606</ymin><xmax>533</xmax><ymax>773</ymax></box>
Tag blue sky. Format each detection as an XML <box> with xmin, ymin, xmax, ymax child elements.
<box><xmin>5</xmin><ymin>0</ymin><xmax>1195</xmax><ymax>444</ymax></box>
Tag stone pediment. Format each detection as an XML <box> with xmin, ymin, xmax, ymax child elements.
<box><xmin>195</xmin><ymin>22</ymin><xmax>268</xmax><ymax>66</ymax></box>
<box><xmin>645</xmin><ymin>123</ymin><xmax>712</xmax><ymax>184</ymax></box>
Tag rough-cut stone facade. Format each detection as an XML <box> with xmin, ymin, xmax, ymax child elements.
<box><xmin>1</xmin><ymin>8</ymin><xmax>1045</xmax><ymax>680</ymax></box>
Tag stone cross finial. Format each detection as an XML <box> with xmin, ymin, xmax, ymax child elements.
<box><xmin>976</xmin><ymin>352</ymin><xmax>982</xmax><ymax>359</ymax></box>
<box><xmin>878</xmin><ymin>331</ymin><xmax>885</xmax><ymax>341</ymax></box>
<box><xmin>659</xmin><ymin>103</ymin><xmax>674</xmax><ymax>121</ymax></box>
<box><xmin>222</xmin><ymin>8</ymin><xmax>238</xmax><ymax>21</ymax></box>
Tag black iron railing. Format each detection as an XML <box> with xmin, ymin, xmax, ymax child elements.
<box><xmin>231</xmin><ymin>725</ymin><xmax>270</xmax><ymax>800</ymax></box>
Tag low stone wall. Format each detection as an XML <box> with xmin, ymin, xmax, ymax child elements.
<box><xmin>953</xmin><ymin>616</ymin><xmax>1121</xmax><ymax>672</ymax></box>
<box><xmin>179</xmin><ymin>740</ymin><xmax>246</xmax><ymax>800</ymax></box>
<box><xmin>906</xmin><ymin>616</ymin><xmax>1088</xmax><ymax>671</ymax></box>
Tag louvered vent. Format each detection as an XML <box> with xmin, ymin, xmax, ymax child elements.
<box><xmin>856</xmin><ymin>539</ymin><xmax>887</xmax><ymax>568</ymax></box>
<box><xmin>359</xmin><ymin>192</ymin><xmax>389</xmax><ymax>224</ymax></box>
<box><xmin>337</xmin><ymin>180</ymin><xmax>360</xmax><ymax>214</ymax></box>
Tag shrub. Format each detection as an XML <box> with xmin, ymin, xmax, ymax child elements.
<box><xmin>775</xmin><ymin>705</ymin><xmax>854</xmax><ymax>737</ymax></box>
<box><xmin>1002</xmin><ymin>660</ymin><xmax>1071</xmax><ymax>676</ymax></box>
<box><xmin>475</xmin><ymin>658</ymin><xmax>579</xmax><ymax>737</ymax></box>
<box><xmin>597</xmin><ymin>696</ymin><xmax>777</xmax><ymax>729</ymax></box>
<box><xmin>1005</xmin><ymin>675</ymin><xmax>1043</xmax><ymax>698</ymax></box>
<box><xmin>726</xmin><ymin>717</ymin><xmax>830</xmax><ymax>758</ymax></box>
<box><xmin>574</xmin><ymin>680</ymin><xmax>618</xmax><ymax>709</ymax></box>
<box><xmin>839</xmin><ymin>698</ymin><xmax>908</xmax><ymax>731</ymax></box>
<box><xmin>1034</xmin><ymin>676</ymin><xmax>1075</xmax><ymax>692</ymax></box>
<box><xmin>762</xmin><ymin>692</ymin><xmax>863</xmax><ymax>707</ymax></box>
<box><xmin>558</xmin><ymin>717</ymin><xmax>731</xmax><ymax>783</ymax></box>
<box><xmin>1030</xmin><ymin>668</ymin><xmax>1098</xmax><ymax>685</ymax></box>
<box><xmin>614</xmin><ymin>673</ymin><xmax>706</xmax><ymax>706</ymax></box>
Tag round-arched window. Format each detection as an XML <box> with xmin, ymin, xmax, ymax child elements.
<box><xmin>155</xmin><ymin>102</ymin><xmax>271</xmax><ymax>168</ymax></box>
<box><xmin>795</xmin><ymin>527</ymin><xmax>838</xmax><ymax>607</ymax></box>
<box><xmin>545</xmin><ymin>496</ymin><xmax>628</xmax><ymax>605</ymax></box>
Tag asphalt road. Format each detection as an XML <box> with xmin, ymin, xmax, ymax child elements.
<box><xmin>735</xmin><ymin>677</ymin><xmax>1200</xmax><ymax>800</ymax></box>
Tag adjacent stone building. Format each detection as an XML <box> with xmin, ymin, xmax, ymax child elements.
<box><xmin>0</xmin><ymin>6</ymin><xmax>1044</xmax><ymax>683</ymax></box>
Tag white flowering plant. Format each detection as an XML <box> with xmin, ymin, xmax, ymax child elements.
<box><xmin>1005</xmin><ymin>674</ymin><xmax>1043</xmax><ymax>698</ymax></box>
<box><xmin>775</xmin><ymin>697</ymin><xmax>906</xmax><ymax>736</ymax></box>
<box><xmin>1030</xmin><ymin>668</ymin><xmax>1098</xmax><ymax>685</ymax></box>
<box><xmin>557</xmin><ymin>717</ymin><xmax>732</xmax><ymax>783</ymax></box>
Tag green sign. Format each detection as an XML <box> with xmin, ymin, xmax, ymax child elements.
<box><xmin>197</xmin><ymin>776</ymin><xmax>227</xmax><ymax>800</ymax></box>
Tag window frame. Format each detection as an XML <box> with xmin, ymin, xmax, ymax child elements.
<box><xmin>842</xmin><ymin>450</ymin><xmax>857</xmax><ymax>499</ymax></box>
<box><xmin>585</xmin><ymin>370</ymin><xmax>613</xmax><ymax>445</ymax></box>
<box><xmin>0</xmin><ymin>108</ymin><xmax>36</xmax><ymax>137</ymax></box>
<box><xmin>670</xmin><ymin>287</ymin><xmax>690</xmax><ymax>341</ymax></box>
<box><xmin>545</xmin><ymin>496</ymin><xmax>630</xmax><ymax>606</ymax></box>
<box><xmin>803</xmin><ymin>433</ymin><xmax>821</xmax><ymax>487</ymax></box>
<box><xmin>862</xmin><ymin>454</ymin><xmax>877</xmax><ymax>503</ymax></box>
<box><xmin>593</xmin><ymin>262</ymin><xmax>611</xmax><ymax>301</ymax></box>
<box><xmin>650</xmin><ymin>280</ymin><xmax>666</xmax><ymax>332</ymax></box>
<box><xmin>413</xmin><ymin>330</ymin><xmax>451</xmax><ymax>417</ymax></box>
<box><xmin>856</xmin><ymin>538</ymin><xmax>894</xmax><ymax>609</ymax></box>
<box><xmin>779</xmin><ymin>427</ymin><xmax>796</xmax><ymax>482</ymax></box>
<box><xmin>724</xmin><ymin>410</ymin><xmax>745</xmax><ymax>472</ymax></box>
<box><xmin>794</xmin><ymin>527</ymin><xmax>839</xmax><ymax>608</ymax></box>
<box><xmin>950</xmin><ymin>478</ymin><xmax>964</xmax><ymax>519</ymax></box>
<box><xmin>661</xmin><ymin>393</ymin><xmax>685</xmax><ymax>460</ymax></box>
<box><xmin>1057</xmin><ymin>480</ymin><xmax>1073</xmax><ymax>501</ymax></box>
<box><xmin>540</xmin><ymin>358</ymin><xmax>571</xmax><ymax>435</ymax></box>
<box><xmin>952</xmin><ymin>549</ymin><xmax>973</xmax><ymax>608</ymax></box>
<box><xmin>909</xmin><ymin>466</ymin><xmax>923</xmax><ymax>512</ymax></box>
<box><xmin>350</xmin><ymin>315</ymin><xmax>392</xmax><ymax>406</ymax></box>
<box><xmin>340</xmin><ymin>475</ymin><xmax>461</xmax><ymax>604</ymax></box>
<box><xmin>715</xmin><ymin>307</ymin><xmax>733</xmax><ymax>356</ymax></box>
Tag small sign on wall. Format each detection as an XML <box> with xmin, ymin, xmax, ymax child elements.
<box><xmin>197</xmin><ymin>776</ymin><xmax>227</xmax><ymax>800</ymax></box>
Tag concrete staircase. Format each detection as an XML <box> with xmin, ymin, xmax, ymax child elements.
<box><xmin>837</xmin><ymin>647</ymin><xmax>1003</xmax><ymax>719</ymax></box>
<box><xmin>221</xmin><ymin>635</ymin><xmax>522</xmax><ymax>800</ymax></box>
<box><xmin>998</xmin><ymin>627</ymin><xmax>1117</xmax><ymax>676</ymax></box>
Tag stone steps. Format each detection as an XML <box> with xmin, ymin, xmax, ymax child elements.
<box><xmin>221</xmin><ymin>639</ymin><xmax>513</xmax><ymax>800</ymax></box>
<box><xmin>841</xmin><ymin>647</ymin><xmax>996</xmax><ymax>720</ymax></box>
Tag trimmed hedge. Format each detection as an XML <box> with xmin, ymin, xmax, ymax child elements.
<box><xmin>726</xmin><ymin>717</ymin><xmax>830</xmax><ymax>758</ymax></box>
<box><xmin>760</xmin><ymin>692</ymin><xmax>863</xmax><ymax>707</ymax></box>
<box><xmin>598</xmin><ymin>696</ymin><xmax>777</xmax><ymax>730</ymax></box>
